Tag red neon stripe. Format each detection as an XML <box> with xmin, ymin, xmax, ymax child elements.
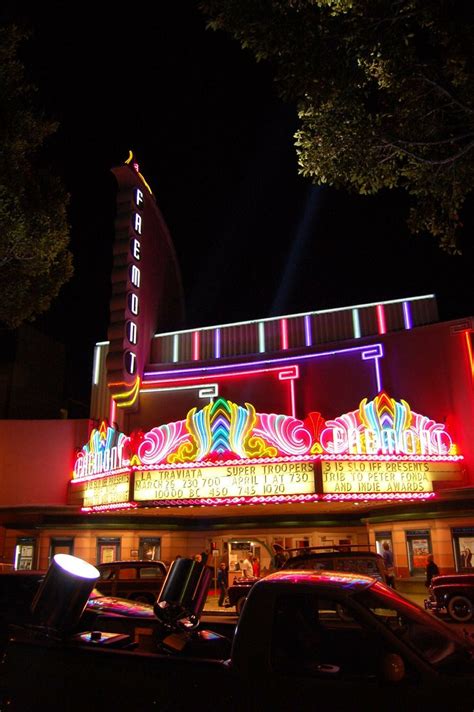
<box><xmin>110</xmin><ymin>397</ymin><xmax>117</xmax><ymax>425</ymax></box>
<box><xmin>376</xmin><ymin>305</ymin><xmax>387</xmax><ymax>335</ymax></box>
<box><xmin>192</xmin><ymin>331</ymin><xmax>200</xmax><ymax>361</ymax></box>
<box><xmin>465</xmin><ymin>332</ymin><xmax>474</xmax><ymax>378</ymax></box>
<box><xmin>281</xmin><ymin>319</ymin><xmax>289</xmax><ymax>350</ymax></box>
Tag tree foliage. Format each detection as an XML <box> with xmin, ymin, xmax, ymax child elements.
<box><xmin>0</xmin><ymin>26</ymin><xmax>72</xmax><ymax>328</ymax></box>
<box><xmin>201</xmin><ymin>0</ymin><xmax>474</xmax><ymax>251</ymax></box>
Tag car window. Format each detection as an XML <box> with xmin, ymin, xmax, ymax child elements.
<box><xmin>332</xmin><ymin>558</ymin><xmax>381</xmax><ymax>578</ymax></box>
<box><xmin>139</xmin><ymin>567</ymin><xmax>163</xmax><ymax>579</ymax></box>
<box><xmin>353</xmin><ymin>582</ymin><xmax>468</xmax><ymax>667</ymax></box>
<box><xmin>284</xmin><ymin>558</ymin><xmax>332</xmax><ymax>571</ymax></box>
<box><xmin>271</xmin><ymin>592</ymin><xmax>386</xmax><ymax>677</ymax></box>
<box><xmin>284</xmin><ymin>556</ymin><xmax>384</xmax><ymax>580</ymax></box>
<box><xmin>117</xmin><ymin>567</ymin><xmax>137</xmax><ymax>580</ymax></box>
<box><xmin>98</xmin><ymin>567</ymin><xmax>115</xmax><ymax>580</ymax></box>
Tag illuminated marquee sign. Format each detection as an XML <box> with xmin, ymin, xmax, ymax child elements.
<box><xmin>106</xmin><ymin>152</ymin><xmax>184</xmax><ymax>411</ymax></box>
<box><xmin>319</xmin><ymin>393</ymin><xmax>453</xmax><ymax>456</ymax></box>
<box><xmin>134</xmin><ymin>462</ymin><xmax>315</xmax><ymax>501</ymax></box>
<box><xmin>321</xmin><ymin>460</ymin><xmax>463</xmax><ymax>494</ymax></box>
<box><xmin>125</xmin><ymin>186</ymin><xmax>144</xmax><ymax>377</ymax></box>
<box><xmin>71</xmin><ymin>393</ymin><xmax>462</xmax><ymax>509</ymax></box>
<box><xmin>73</xmin><ymin>421</ymin><xmax>128</xmax><ymax>479</ymax></box>
<box><xmin>83</xmin><ymin>474</ymin><xmax>131</xmax><ymax>507</ymax></box>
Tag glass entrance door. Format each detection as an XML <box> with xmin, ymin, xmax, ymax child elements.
<box><xmin>406</xmin><ymin>530</ymin><xmax>431</xmax><ymax>576</ymax></box>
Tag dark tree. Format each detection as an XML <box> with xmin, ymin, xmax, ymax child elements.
<box><xmin>201</xmin><ymin>0</ymin><xmax>474</xmax><ymax>252</ymax></box>
<box><xmin>0</xmin><ymin>26</ymin><xmax>72</xmax><ymax>328</ymax></box>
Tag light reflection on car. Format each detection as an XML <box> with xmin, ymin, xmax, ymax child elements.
<box><xmin>86</xmin><ymin>588</ymin><xmax>155</xmax><ymax>618</ymax></box>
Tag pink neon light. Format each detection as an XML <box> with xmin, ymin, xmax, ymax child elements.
<box><xmin>130</xmin><ymin>493</ymin><xmax>320</xmax><ymax>508</ymax></box>
<box><xmin>109</xmin><ymin>397</ymin><xmax>117</xmax><ymax>426</ymax></box>
<box><xmin>144</xmin><ymin>343</ymin><xmax>384</xmax><ymax>380</ymax></box>
<box><xmin>192</xmin><ymin>331</ymin><xmax>200</xmax><ymax>361</ymax></box>
<box><xmin>321</xmin><ymin>454</ymin><xmax>462</xmax><ymax>462</ymax></box>
<box><xmin>323</xmin><ymin>492</ymin><xmax>435</xmax><ymax>501</ymax></box>
<box><xmin>144</xmin><ymin>365</ymin><xmax>303</xmax><ymax>388</ymax></box>
<box><xmin>81</xmin><ymin>502</ymin><xmax>138</xmax><ymax>512</ymax></box>
<box><xmin>281</xmin><ymin>319</ymin><xmax>289</xmax><ymax>350</ymax></box>
<box><xmin>376</xmin><ymin>305</ymin><xmax>387</xmax><ymax>335</ymax></box>
<box><xmin>290</xmin><ymin>380</ymin><xmax>296</xmax><ymax>418</ymax></box>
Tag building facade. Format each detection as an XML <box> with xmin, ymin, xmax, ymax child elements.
<box><xmin>1</xmin><ymin>155</ymin><xmax>473</xmax><ymax>580</ymax></box>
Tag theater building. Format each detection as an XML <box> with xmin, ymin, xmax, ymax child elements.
<box><xmin>1</xmin><ymin>155</ymin><xmax>474</xmax><ymax>579</ymax></box>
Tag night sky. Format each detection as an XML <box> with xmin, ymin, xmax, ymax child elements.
<box><xmin>3</xmin><ymin>3</ymin><xmax>474</xmax><ymax>412</ymax></box>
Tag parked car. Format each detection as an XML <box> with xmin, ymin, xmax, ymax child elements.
<box><xmin>95</xmin><ymin>560</ymin><xmax>167</xmax><ymax>604</ymax></box>
<box><xmin>228</xmin><ymin>546</ymin><xmax>387</xmax><ymax>613</ymax></box>
<box><xmin>425</xmin><ymin>573</ymin><xmax>474</xmax><ymax>622</ymax></box>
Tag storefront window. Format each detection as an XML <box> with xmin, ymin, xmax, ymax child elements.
<box><xmin>406</xmin><ymin>530</ymin><xmax>431</xmax><ymax>576</ymax></box>
<box><xmin>139</xmin><ymin>538</ymin><xmax>161</xmax><ymax>561</ymax></box>
<box><xmin>97</xmin><ymin>538</ymin><xmax>120</xmax><ymax>564</ymax></box>
<box><xmin>50</xmin><ymin>537</ymin><xmax>74</xmax><ymax>564</ymax></box>
<box><xmin>15</xmin><ymin>537</ymin><xmax>36</xmax><ymax>570</ymax></box>
<box><xmin>452</xmin><ymin>528</ymin><xmax>474</xmax><ymax>572</ymax></box>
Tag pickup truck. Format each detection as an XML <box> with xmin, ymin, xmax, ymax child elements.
<box><xmin>1</xmin><ymin>558</ymin><xmax>474</xmax><ymax>711</ymax></box>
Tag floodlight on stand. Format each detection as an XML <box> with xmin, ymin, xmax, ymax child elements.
<box><xmin>31</xmin><ymin>554</ymin><xmax>99</xmax><ymax>635</ymax></box>
<box><xmin>154</xmin><ymin>558</ymin><xmax>212</xmax><ymax>631</ymax></box>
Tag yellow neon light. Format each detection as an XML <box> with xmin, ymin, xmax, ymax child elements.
<box><xmin>112</xmin><ymin>376</ymin><xmax>141</xmax><ymax>408</ymax></box>
<box><xmin>124</xmin><ymin>150</ymin><xmax>153</xmax><ymax>195</ymax></box>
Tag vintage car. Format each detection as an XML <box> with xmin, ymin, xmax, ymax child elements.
<box><xmin>425</xmin><ymin>573</ymin><xmax>474</xmax><ymax>622</ymax></box>
<box><xmin>95</xmin><ymin>560</ymin><xmax>167</xmax><ymax>603</ymax></box>
<box><xmin>228</xmin><ymin>546</ymin><xmax>387</xmax><ymax>613</ymax></box>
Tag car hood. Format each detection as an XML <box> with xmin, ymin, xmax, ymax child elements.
<box><xmin>87</xmin><ymin>591</ymin><xmax>155</xmax><ymax>618</ymax></box>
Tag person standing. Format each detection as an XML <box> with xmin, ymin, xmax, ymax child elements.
<box><xmin>239</xmin><ymin>554</ymin><xmax>253</xmax><ymax>577</ymax></box>
<box><xmin>252</xmin><ymin>556</ymin><xmax>260</xmax><ymax>577</ymax></box>
<box><xmin>217</xmin><ymin>562</ymin><xmax>228</xmax><ymax>606</ymax></box>
<box><xmin>382</xmin><ymin>542</ymin><xmax>396</xmax><ymax>588</ymax></box>
<box><xmin>425</xmin><ymin>554</ymin><xmax>440</xmax><ymax>587</ymax></box>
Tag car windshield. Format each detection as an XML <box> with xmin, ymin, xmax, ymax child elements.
<box><xmin>353</xmin><ymin>582</ymin><xmax>473</xmax><ymax>669</ymax></box>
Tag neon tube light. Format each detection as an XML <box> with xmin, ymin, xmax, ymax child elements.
<box><xmin>304</xmin><ymin>315</ymin><xmax>312</xmax><ymax>346</ymax></box>
<box><xmin>93</xmin><ymin>346</ymin><xmax>101</xmax><ymax>385</ymax></box>
<box><xmin>352</xmin><ymin>309</ymin><xmax>361</xmax><ymax>339</ymax></box>
<box><xmin>152</xmin><ymin>295</ymin><xmax>435</xmax><ymax>338</ymax></box>
<box><xmin>109</xmin><ymin>397</ymin><xmax>117</xmax><ymax>425</ymax></box>
<box><xmin>173</xmin><ymin>334</ymin><xmax>179</xmax><ymax>363</ymax></box>
<box><xmin>145</xmin><ymin>343</ymin><xmax>383</xmax><ymax>380</ymax></box>
<box><xmin>258</xmin><ymin>322</ymin><xmax>265</xmax><ymax>353</ymax></box>
<box><xmin>110</xmin><ymin>376</ymin><xmax>141</xmax><ymax>408</ymax></box>
<box><xmin>403</xmin><ymin>301</ymin><xmax>412</xmax><ymax>330</ymax></box>
<box><xmin>376</xmin><ymin>305</ymin><xmax>387</xmax><ymax>335</ymax></box>
<box><xmin>215</xmin><ymin>328</ymin><xmax>221</xmax><ymax>359</ymax></box>
<box><xmin>281</xmin><ymin>319</ymin><xmax>289</xmax><ymax>350</ymax></box>
<box><xmin>465</xmin><ymin>331</ymin><xmax>474</xmax><ymax>379</ymax></box>
<box><xmin>323</xmin><ymin>492</ymin><xmax>436</xmax><ymax>501</ymax></box>
<box><xmin>192</xmin><ymin>331</ymin><xmax>200</xmax><ymax>361</ymax></box>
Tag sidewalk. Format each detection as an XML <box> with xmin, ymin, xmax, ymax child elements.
<box><xmin>204</xmin><ymin>590</ymin><xmax>232</xmax><ymax>614</ymax></box>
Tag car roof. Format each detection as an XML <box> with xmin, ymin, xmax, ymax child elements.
<box><xmin>288</xmin><ymin>551</ymin><xmax>382</xmax><ymax>560</ymax></box>
<box><xmin>261</xmin><ymin>569</ymin><xmax>376</xmax><ymax>592</ymax></box>
<box><xmin>97</xmin><ymin>560</ymin><xmax>166</xmax><ymax>567</ymax></box>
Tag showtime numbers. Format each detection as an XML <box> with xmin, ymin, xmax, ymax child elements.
<box><xmin>133</xmin><ymin>462</ymin><xmax>315</xmax><ymax>502</ymax></box>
